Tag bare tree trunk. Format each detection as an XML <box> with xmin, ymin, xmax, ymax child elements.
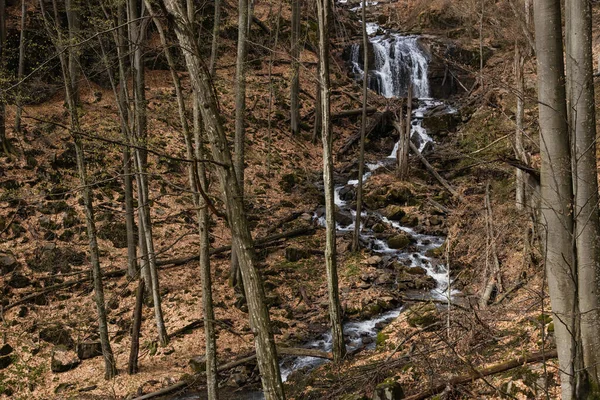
<box><xmin>352</xmin><ymin>0</ymin><xmax>368</xmax><ymax>252</ymax></box>
<box><xmin>209</xmin><ymin>0</ymin><xmax>221</xmax><ymax>76</ymax></box>
<box><xmin>396</xmin><ymin>98</ymin><xmax>406</xmax><ymax>176</ymax></box>
<box><xmin>402</xmin><ymin>85</ymin><xmax>413</xmax><ymax>176</ymax></box>
<box><xmin>514</xmin><ymin>44</ymin><xmax>527</xmax><ymax>211</ymax></box>
<box><xmin>533</xmin><ymin>1</ymin><xmax>581</xmax><ymax>398</ymax></box>
<box><xmin>231</xmin><ymin>0</ymin><xmax>251</xmax><ymax>291</ymax></box>
<box><xmin>316</xmin><ymin>0</ymin><xmax>346</xmax><ymax>364</ymax></box>
<box><xmin>39</xmin><ymin>0</ymin><xmax>117</xmax><ymax>379</ymax></box>
<box><xmin>14</xmin><ymin>0</ymin><xmax>26</xmax><ymax>133</ymax></box>
<box><xmin>66</xmin><ymin>0</ymin><xmax>80</xmax><ymax>105</ymax></box>
<box><xmin>128</xmin><ymin>279</ymin><xmax>145</xmax><ymax>374</ymax></box>
<box><xmin>290</xmin><ymin>0</ymin><xmax>301</xmax><ymax>135</ymax></box>
<box><xmin>162</xmin><ymin>2</ymin><xmax>285</xmax><ymax>398</ymax></box>
<box><xmin>566</xmin><ymin>0</ymin><xmax>600</xmax><ymax>392</ymax></box>
<box><xmin>0</xmin><ymin>0</ymin><xmax>7</xmax><ymax>154</ymax></box>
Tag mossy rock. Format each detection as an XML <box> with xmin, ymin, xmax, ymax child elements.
<box><xmin>279</xmin><ymin>173</ymin><xmax>299</xmax><ymax>193</ymax></box>
<box><xmin>386</xmin><ymin>186</ymin><xmax>413</xmax><ymax>205</ymax></box>
<box><xmin>382</xmin><ymin>205</ymin><xmax>406</xmax><ymax>221</ymax></box>
<box><xmin>388</xmin><ymin>233</ymin><xmax>411</xmax><ymax>250</ymax></box>
<box><xmin>406</xmin><ymin>303</ymin><xmax>440</xmax><ymax>329</ymax></box>
<box><xmin>373</xmin><ymin>378</ymin><xmax>404</xmax><ymax>400</ymax></box>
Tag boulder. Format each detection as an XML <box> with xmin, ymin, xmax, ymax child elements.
<box><xmin>285</xmin><ymin>247</ymin><xmax>311</xmax><ymax>262</ymax></box>
<box><xmin>406</xmin><ymin>303</ymin><xmax>441</xmax><ymax>329</ymax></box>
<box><xmin>40</xmin><ymin>325</ymin><xmax>75</xmax><ymax>348</ymax></box>
<box><xmin>0</xmin><ymin>254</ymin><xmax>19</xmax><ymax>274</ymax></box>
<box><xmin>386</xmin><ymin>186</ymin><xmax>412</xmax><ymax>205</ymax></box>
<box><xmin>387</xmin><ymin>233</ymin><xmax>411</xmax><ymax>250</ymax></box>
<box><xmin>382</xmin><ymin>205</ymin><xmax>405</xmax><ymax>221</ymax></box>
<box><xmin>373</xmin><ymin>379</ymin><xmax>404</xmax><ymax>400</ymax></box>
<box><xmin>421</xmin><ymin>107</ymin><xmax>461</xmax><ymax>136</ymax></box>
<box><xmin>338</xmin><ymin>185</ymin><xmax>356</xmax><ymax>201</ymax></box>
<box><xmin>361</xmin><ymin>256</ymin><xmax>382</xmax><ymax>266</ymax></box>
<box><xmin>97</xmin><ymin>221</ymin><xmax>133</xmax><ymax>249</ymax></box>
<box><xmin>76</xmin><ymin>341</ymin><xmax>102</xmax><ymax>360</ymax></box>
<box><xmin>0</xmin><ymin>355</ymin><xmax>12</xmax><ymax>370</ymax></box>
<box><xmin>190</xmin><ymin>356</ymin><xmax>206</xmax><ymax>373</ymax></box>
<box><xmin>375</xmin><ymin>272</ymin><xmax>394</xmax><ymax>285</ymax></box>
<box><xmin>405</xmin><ymin>266</ymin><xmax>427</xmax><ymax>275</ymax></box>
<box><xmin>26</xmin><ymin>244</ymin><xmax>85</xmax><ymax>273</ymax></box>
<box><xmin>335</xmin><ymin>210</ymin><xmax>353</xmax><ymax>227</ymax></box>
<box><xmin>51</xmin><ymin>346</ymin><xmax>80</xmax><ymax>373</ymax></box>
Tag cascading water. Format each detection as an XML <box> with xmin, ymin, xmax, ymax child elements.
<box><xmin>349</xmin><ymin>35</ymin><xmax>430</xmax><ymax>99</ymax></box>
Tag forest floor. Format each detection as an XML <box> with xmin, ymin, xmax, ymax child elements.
<box><xmin>2</xmin><ymin>0</ymin><xmax>600</xmax><ymax>399</ymax></box>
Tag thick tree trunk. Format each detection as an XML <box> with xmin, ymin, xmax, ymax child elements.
<box><xmin>316</xmin><ymin>0</ymin><xmax>346</xmax><ymax>363</ymax></box>
<box><xmin>15</xmin><ymin>0</ymin><xmax>26</xmax><ymax>133</ymax></box>
<box><xmin>566</xmin><ymin>0</ymin><xmax>600</xmax><ymax>392</ymax></box>
<box><xmin>514</xmin><ymin>44</ymin><xmax>527</xmax><ymax>211</ymax></box>
<box><xmin>352</xmin><ymin>0</ymin><xmax>368</xmax><ymax>252</ymax></box>
<box><xmin>40</xmin><ymin>0</ymin><xmax>117</xmax><ymax>379</ymax></box>
<box><xmin>533</xmin><ymin>1</ymin><xmax>581</xmax><ymax>398</ymax></box>
<box><xmin>290</xmin><ymin>0</ymin><xmax>301</xmax><ymax>135</ymax></box>
<box><xmin>162</xmin><ymin>2</ymin><xmax>285</xmax><ymax>398</ymax></box>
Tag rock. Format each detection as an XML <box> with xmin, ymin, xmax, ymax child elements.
<box><xmin>97</xmin><ymin>221</ymin><xmax>135</xmax><ymax>249</ymax></box>
<box><xmin>373</xmin><ymin>378</ymin><xmax>404</xmax><ymax>400</ymax></box>
<box><xmin>400</xmin><ymin>214</ymin><xmax>419</xmax><ymax>227</ymax></box>
<box><xmin>62</xmin><ymin>209</ymin><xmax>81</xmax><ymax>229</ymax></box>
<box><xmin>421</xmin><ymin>107</ymin><xmax>461</xmax><ymax>136</ymax></box>
<box><xmin>387</xmin><ymin>233</ymin><xmax>411</xmax><ymax>250</ymax></box>
<box><xmin>51</xmin><ymin>346</ymin><xmax>80</xmax><ymax>373</ymax></box>
<box><xmin>375</xmin><ymin>272</ymin><xmax>394</xmax><ymax>285</ymax></box>
<box><xmin>361</xmin><ymin>256</ymin><xmax>382</xmax><ymax>266</ymax></box>
<box><xmin>335</xmin><ymin>210</ymin><xmax>353</xmax><ymax>227</ymax></box>
<box><xmin>189</xmin><ymin>355</ymin><xmax>207</xmax><ymax>373</ymax></box>
<box><xmin>386</xmin><ymin>186</ymin><xmax>412</xmax><ymax>205</ymax></box>
<box><xmin>372</xmin><ymin>223</ymin><xmax>386</xmax><ymax>233</ymax></box>
<box><xmin>429</xmin><ymin>215</ymin><xmax>443</xmax><ymax>226</ymax></box>
<box><xmin>405</xmin><ymin>266</ymin><xmax>427</xmax><ymax>275</ymax></box>
<box><xmin>406</xmin><ymin>303</ymin><xmax>441</xmax><ymax>329</ymax></box>
<box><xmin>8</xmin><ymin>272</ymin><xmax>31</xmax><ymax>288</ymax></box>
<box><xmin>382</xmin><ymin>205</ymin><xmax>406</xmax><ymax>221</ymax></box>
<box><xmin>0</xmin><ymin>344</ymin><xmax>13</xmax><ymax>356</ymax></box>
<box><xmin>285</xmin><ymin>247</ymin><xmax>311</xmax><ymax>262</ymax></box>
<box><xmin>359</xmin><ymin>282</ymin><xmax>372</xmax><ymax>290</ymax></box>
<box><xmin>338</xmin><ymin>185</ymin><xmax>356</xmax><ymax>201</ymax></box>
<box><xmin>0</xmin><ymin>355</ymin><xmax>12</xmax><ymax>370</ymax></box>
<box><xmin>77</xmin><ymin>341</ymin><xmax>102</xmax><ymax>360</ymax></box>
<box><xmin>0</xmin><ymin>254</ymin><xmax>19</xmax><ymax>274</ymax></box>
<box><xmin>228</xmin><ymin>372</ymin><xmax>247</xmax><ymax>387</ymax></box>
<box><xmin>39</xmin><ymin>200</ymin><xmax>70</xmax><ymax>215</ymax></box>
<box><xmin>26</xmin><ymin>245</ymin><xmax>85</xmax><ymax>273</ymax></box>
<box><xmin>51</xmin><ymin>143</ymin><xmax>77</xmax><ymax>169</ymax></box>
<box><xmin>40</xmin><ymin>325</ymin><xmax>75</xmax><ymax>348</ymax></box>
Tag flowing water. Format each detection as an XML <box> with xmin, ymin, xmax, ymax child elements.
<box><xmin>173</xmin><ymin>4</ymin><xmax>456</xmax><ymax>399</ymax></box>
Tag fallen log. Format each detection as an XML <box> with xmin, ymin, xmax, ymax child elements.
<box><xmin>131</xmin><ymin>382</ymin><xmax>187</xmax><ymax>400</ymax></box>
<box><xmin>404</xmin><ymin>349</ymin><xmax>558</xmax><ymax>400</ymax></box>
<box><xmin>332</xmin><ymin>107</ymin><xmax>377</xmax><ymax>120</ymax></box>
<box><xmin>156</xmin><ymin>226</ymin><xmax>316</xmax><ymax>267</ymax></box>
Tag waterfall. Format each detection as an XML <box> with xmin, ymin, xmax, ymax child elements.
<box><xmin>350</xmin><ymin>35</ymin><xmax>430</xmax><ymax>99</ymax></box>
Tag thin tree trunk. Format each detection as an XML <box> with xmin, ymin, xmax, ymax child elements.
<box><xmin>352</xmin><ymin>0</ymin><xmax>368</xmax><ymax>252</ymax></box>
<box><xmin>403</xmin><ymin>85</ymin><xmax>413</xmax><ymax>175</ymax></box>
<box><xmin>533</xmin><ymin>1</ymin><xmax>581</xmax><ymax>398</ymax></box>
<box><xmin>265</xmin><ymin>0</ymin><xmax>283</xmax><ymax>176</ymax></box>
<box><xmin>514</xmin><ymin>44</ymin><xmax>527</xmax><ymax>211</ymax></box>
<box><xmin>396</xmin><ymin>98</ymin><xmax>406</xmax><ymax>176</ymax></box>
<box><xmin>566</xmin><ymin>0</ymin><xmax>600</xmax><ymax>392</ymax></box>
<box><xmin>66</xmin><ymin>0</ymin><xmax>80</xmax><ymax>105</ymax></box>
<box><xmin>231</xmin><ymin>0</ymin><xmax>250</xmax><ymax>291</ymax></box>
<box><xmin>209</xmin><ymin>0</ymin><xmax>221</xmax><ymax>76</ymax></box>
<box><xmin>0</xmin><ymin>0</ymin><xmax>7</xmax><ymax>154</ymax></box>
<box><xmin>39</xmin><ymin>0</ymin><xmax>117</xmax><ymax>379</ymax></box>
<box><xmin>128</xmin><ymin>279</ymin><xmax>145</xmax><ymax>374</ymax></box>
<box><xmin>316</xmin><ymin>0</ymin><xmax>346</xmax><ymax>364</ymax></box>
<box><xmin>162</xmin><ymin>2</ymin><xmax>285</xmax><ymax>398</ymax></box>
<box><xmin>14</xmin><ymin>0</ymin><xmax>26</xmax><ymax>133</ymax></box>
<box><xmin>290</xmin><ymin>0</ymin><xmax>301</xmax><ymax>135</ymax></box>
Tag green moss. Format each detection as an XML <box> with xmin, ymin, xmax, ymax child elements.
<box><xmin>376</xmin><ymin>332</ymin><xmax>388</xmax><ymax>349</ymax></box>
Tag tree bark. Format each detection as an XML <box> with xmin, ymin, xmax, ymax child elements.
<box><xmin>0</xmin><ymin>0</ymin><xmax>7</xmax><ymax>154</ymax></box>
<box><xmin>66</xmin><ymin>0</ymin><xmax>80</xmax><ymax>105</ymax></box>
<box><xmin>533</xmin><ymin>0</ymin><xmax>581</xmax><ymax>398</ymax></box>
<box><xmin>566</xmin><ymin>0</ymin><xmax>600</xmax><ymax>392</ymax></box>
<box><xmin>514</xmin><ymin>44</ymin><xmax>527</xmax><ymax>211</ymax></box>
<box><xmin>290</xmin><ymin>0</ymin><xmax>301</xmax><ymax>135</ymax></box>
<box><xmin>128</xmin><ymin>279</ymin><xmax>145</xmax><ymax>374</ymax></box>
<box><xmin>352</xmin><ymin>0</ymin><xmax>368</xmax><ymax>252</ymax></box>
<box><xmin>209</xmin><ymin>0</ymin><xmax>221</xmax><ymax>76</ymax></box>
<box><xmin>316</xmin><ymin>0</ymin><xmax>346</xmax><ymax>364</ymax></box>
<box><xmin>162</xmin><ymin>2</ymin><xmax>285</xmax><ymax>398</ymax></box>
<box><xmin>14</xmin><ymin>0</ymin><xmax>26</xmax><ymax>133</ymax></box>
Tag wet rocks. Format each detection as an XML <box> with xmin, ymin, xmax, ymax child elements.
<box><xmin>51</xmin><ymin>346</ymin><xmax>80</xmax><ymax>373</ymax></box>
<box><xmin>382</xmin><ymin>205</ymin><xmax>405</xmax><ymax>221</ymax></box>
<box><xmin>335</xmin><ymin>210</ymin><xmax>353</xmax><ymax>227</ymax></box>
<box><xmin>387</xmin><ymin>233</ymin><xmax>412</xmax><ymax>250</ymax></box>
<box><xmin>421</xmin><ymin>106</ymin><xmax>461</xmax><ymax>136</ymax></box>
<box><xmin>338</xmin><ymin>185</ymin><xmax>356</xmax><ymax>201</ymax></box>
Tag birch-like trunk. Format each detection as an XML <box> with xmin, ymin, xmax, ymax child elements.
<box><xmin>566</xmin><ymin>0</ymin><xmax>600</xmax><ymax>392</ymax></box>
<box><xmin>533</xmin><ymin>0</ymin><xmax>581</xmax><ymax>397</ymax></box>
<box><xmin>316</xmin><ymin>0</ymin><xmax>346</xmax><ymax>363</ymax></box>
<box><xmin>514</xmin><ymin>44</ymin><xmax>527</xmax><ymax>211</ymax></box>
